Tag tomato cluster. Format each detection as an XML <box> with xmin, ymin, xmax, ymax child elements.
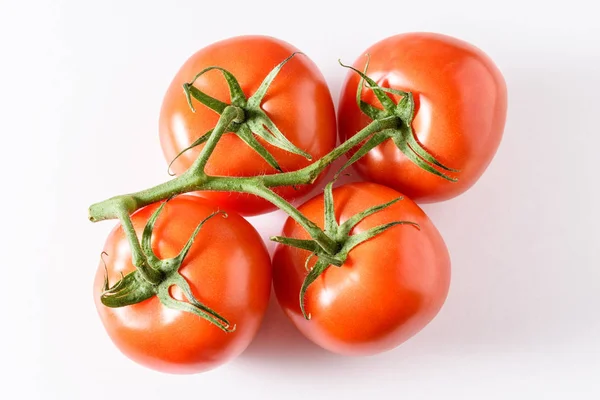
<box><xmin>90</xmin><ymin>33</ymin><xmax>506</xmax><ymax>373</ymax></box>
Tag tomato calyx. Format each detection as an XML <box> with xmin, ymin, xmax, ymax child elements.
<box><xmin>100</xmin><ymin>201</ymin><xmax>236</xmax><ymax>332</ymax></box>
<box><xmin>271</xmin><ymin>182</ymin><xmax>420</xmax><ymax>320</ymax></box>
<box><xmin>167</xmin><ymin>53</ymin><xmax>312</xmax><ymax>176</ymax></box>
<box><xmin>337</xmin><ymin>58</ymin><xmax>459</xmax><ymax>181</ymax></box>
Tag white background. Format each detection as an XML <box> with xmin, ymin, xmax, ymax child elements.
<box><xmin>1</xmin><ymin>0</ymin><xmax>599</xmax><ymax>398</ymax></box>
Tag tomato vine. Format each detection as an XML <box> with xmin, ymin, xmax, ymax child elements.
<box><xmin>88</xmin><ymin>53</ymin><xmax>457</xmax><ymax>329</ymax></box>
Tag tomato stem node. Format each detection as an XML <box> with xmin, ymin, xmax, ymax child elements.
<box><xmin>275</xmin><ymin>182</ymin><xmax>421</xmax><ymax>319</ymax></box>
<box><xmin>101</xmin><ymin>201</ymin><xmax>234</xmax><ymax>331</ymax></box>
<box><xmin>339</xmin><ymin>57</ymin><xmax>460</xmax><ymax>181</ymax></box>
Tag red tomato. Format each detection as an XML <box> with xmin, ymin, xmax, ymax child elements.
<box><xmin>93</xmin><ymin>196</ymin><xmax>271</xmax><ymax>373</ymax></box>
<box><xmin>338</xmin><ymin>33</ymin><xmax>507</xmax><ymax>202</ymax></box>
<box><xmin>159</xmin><ymin>35</ymin><xmax>337</xmax><ymax>216</ymax></box>
<box><xmin>272</xmin><ymin>183</ymin><xmax>450</xmax><ymax>355</ymax></box>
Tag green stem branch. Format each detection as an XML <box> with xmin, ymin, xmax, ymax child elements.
<box><xmin>262</xmin><ymin>116</ymin><xmax>398</xmax><ymax>187</ymax></box>
<box><xmin>88</xmin><ymin>113</ymin><xmax>400</xmax><ymax>254</ymax></box>
<box><xmin>206</xmin><ymin>179</ymin><xmax>339</xmax><ymax>255</ymax></box>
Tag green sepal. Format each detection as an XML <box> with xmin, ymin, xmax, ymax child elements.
<box><xmin>393</xmin><ymin>131</ymin><xmax>458</xmax><ymax>182</ymax></box>
<box><xmin>101</xmin><ymin>269</ymin><xmax>157</xmax><ymax>308</ymax></box>
<box><xmin>270</xmin><ymin>236</ymin><xmax>342</xmax><ymax>266</ymax></box>
<box><xmin>173</xmin><ymin>210</ymin><xmax>225</xmax><ymax>264</ymax></box>
<box><xmin>246</xmin><ymin>113</ymin><xmax>312</xmax><ymax>160</ymax></box>
<box><xmin>396</xmin><ymin>91</ymin><xmax>415</xmax><ymax>122</ymax></box>
<box><xmin>247</xmin><ymin>52</ymin><xmax>300</xmax><ymax>109</ymax></box>
<box><xmin>373</xmin><ymin>84</ymin><xmax>409</xmax><ymax>99</ymax></box>
<box><xmin>353</xmin><ymin>56</ymin><xmax>388</xmax><ymax>120</ymax></box>
<box><xmin>270</xmin><ymin>236</ymin><xmax>320</xmax><ymax>252</ymax></box>
<box><xmin>400</xmin><ymin>124</ymin><xmax>460</xmax><ymax>173</ymax></box>
<box><xmin>323</xmin><ymin>181</ymin><xmax>338</xmax><ymax>234</ymax></box>
<box><xmin>141</xmin><ymin>201</ymin><xmax>166</xmax><ymax>265</ymax></box>
<box><xmin>338</xmin><ymin>197</ymin><xmax>403</xmax><ymax>237</ymax></box>
<box><xmin>311</xmin><ymin>253</ymin><xmax>343</xmax><ymax>268</ymax></box>
<box><xmin>299</xmin><ymin>258</ymin><xmax>330</xmax><ymax>320</ymax></box>
<box><xmin>157</xmin><ymin>274</ymin><xmax>234</xmax><ymax>333</ymax></box>
<box><xmin>183</xmin><ymin>66</ymin><xmax>247</xmax><ymax>112</ymax></box>
<box><xmin>338</xmin><ymin>59</ymin><xmax>396</xmax><ymax>114</ymax></box>
<box><xmin>183</xmin><ymin>85</ymin><xmax>228</xmax><ymax>115</ymax></box>
<box><xmin>242</xmin><ymin>53</ymin><xmax>312</xmax><ymax>161</ymax></box>
<box><xmin>244</xmin><ymin>53</ymin><xmax>312</xmax><ymax>160</ymax></box>
<box><xmin>337</xmin><ymin>220</ymin><xmax>420</xmax><ymax>259</ymax></box>
<box><xmin>237</xmin><ymin>124</ymin><xmax>283</xmax><ymax>172</ymax></box>
<box><xmin>167</xmin><ymin>128</ymin><xmax>213</xmax><ymax>176</ymax></box>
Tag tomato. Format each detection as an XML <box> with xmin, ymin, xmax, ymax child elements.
<box><xmin>272</xmin><ymin>182</ymin><xmax>450</xmax><ymax>355</ymax></box>
<box><xmin>159</xmin><ymin>35</ymin><xmax>337</xmax><ymax>216</ymax></box>
<box><xmin>93</xmin><ymin>196</ymin><xmax>271</xmax><ymax>373</ymax></box>
<box><xmin>338</xmin><ymin>32</ymin><xmax>507</xmax><ymax>202</ymax></box>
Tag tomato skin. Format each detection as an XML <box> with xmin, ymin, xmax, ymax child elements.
<box><xmin>272</xmin><ymin>183</ymin><xmax>450</xmax><ymax>355</ymax></box>
<box><xmin>338</xmin><ymin>32</ymin><xmax>507</xmax><ymax>202</ymax></box>
<box><xmin>159</xmin><ymin>35</ymin><xmax>337</xmax><ymax>216</ymax></box>
<box><xmin>93</xmin><ymin>196</ymin><xmax>271</xmax><ymax>374</ymax></box>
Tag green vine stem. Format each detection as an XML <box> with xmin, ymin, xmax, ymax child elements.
<box><xmin>88</xmin><ymin>113</ymin><xmax>399</xmax><ymax>256</ymax></box>
<box><xmin>89</xmin><ymin>53</ymin><xmax>458</xmax><ymax>328</ymax></box>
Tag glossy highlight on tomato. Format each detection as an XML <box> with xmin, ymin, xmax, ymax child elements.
<box><xmin>338</xmin><ymin>32</ymin><xmax>507</xmax><ymax>202</ymax></box>
<box><xmin>93</xmin><ymin>196</ymin><xmax>272</xmax><ymax>374</ymax></box>
<box><xmin>160</xmin><ymin>35</ymin><xmax>337</xmax><ymax>215</ymax></box>
<box><xmin>272</xmin><ymin>182</ymin><xmax>450</xmax><ymax>356</ymax></box>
